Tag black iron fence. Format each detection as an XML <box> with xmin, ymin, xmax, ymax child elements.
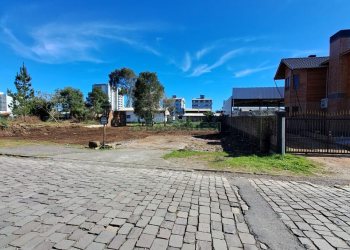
<box><xmin>286</xmin><ymin>112</ymin><xmax>350</xmax><ymax>154</ymax></box>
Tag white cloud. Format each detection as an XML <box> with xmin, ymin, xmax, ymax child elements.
<box><xmin>194</xmin><ymin>36</ymin><xmax>264</xmax><ymax>60</ymax></box>
<box><xmin>0</xmin><ymin>21</ymin><xmax>161</xmax><ymax>63</ymax></box>
<box><xmin>181</xmin><ymin>52</ymin><xmax>192</xmax><ymax>72</ymax></box>
<box><xmin>233</xmin><ymin>65</ymin><xmax>274</xmax><ymax>78</ymax></box>
<box><xmin>195</xmin><ymin>46</ymin><xmax>214</xmax><ymax>60</ymax></box>
<box><xmin>190</xmin><ymin>48</ymin><xmax>244</xmax><ymax>77</ymax></box>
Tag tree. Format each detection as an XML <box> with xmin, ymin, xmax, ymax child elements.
<box><xmin>30</xmin><ymin>93</ymin><xmax>54</xmax><ymax>121</ymax></box>
<box><xmin>86</xmin><ymin>87</ymin><xmax>109</xmax><ymax>117</ymax></box>
<box><xmin>203</xmin><ymin>111</ymin><xmax>215</xmax><ymax>122</ymax></box>
<box><xmin>133</xmin><ymin>72</ymin><xmax>164</xmax><ymax>125</ymax></box>
<box><xmin>7</xmin><ymin>63</ymin><xmax>35</xmax><ymax>117</ymax></box>
<box><xmin>53</xmin><ymin>87</ymin><xmax>87</xmax><ymax>121</ymax></box>
<box><xmin>108</xmin><ymin>68</ymin><xmax>136</xmax><ymax>107</ymax></box>
<box><xmin>162</xmin><ymin>97</ymin><xmax>175</xmax><ymax>116</ymax></box>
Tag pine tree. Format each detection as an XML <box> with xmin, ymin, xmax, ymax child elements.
<box><xmin>7</xmin><ymin>63</ymin><xmax>35</xmax><ymax>117</ymax></box>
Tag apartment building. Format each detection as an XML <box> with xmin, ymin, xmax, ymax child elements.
<box><xmin>170</xmin><ymin>95</ymin><xmax>185</xmax><ymax>115</ymax></box>
<box><xmin>92</xmin><ymin>83</ymin><xmax>124</xmax><ymax>111</ymax></box>
<box><xmin>192</xmin><ymin>95</ymin><xmax>212</xmax><ymax>110</ymax></box>
<box><xmin>0</xmin><ymin>92</ymin><xmax>12</xmax><ymax>115</ymax></box>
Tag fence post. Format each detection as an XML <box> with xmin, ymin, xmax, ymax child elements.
<box><xmin>276</xmin><ymin>111</ymin><xmax>286</xmax><ymax>155</ymax></box>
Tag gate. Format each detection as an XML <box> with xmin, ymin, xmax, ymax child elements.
<box><xmin>286</xmin><ymin>112</ymin><xmax>350</xmax><ymax>154</ymax></box>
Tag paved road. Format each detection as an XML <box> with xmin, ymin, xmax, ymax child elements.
<box><xmin>251</xmin><ymin>179</ymin><xmax>350</xmax><ymax>249</ymax></box>
<box><xmin>0</xmin><ymin>156</ymin><xmax>258</xmax><ymax>250</ymax></box>
<box><xmin>1</xmin><ymin>155</ymin><xmax>349</xmax><ymax>250</ymax></box>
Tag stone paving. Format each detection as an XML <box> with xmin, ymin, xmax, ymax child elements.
<box><xmin>251</xmin><ymin>179</ymin><xmax>350</xmax><ymax>250</ymax></box>
<box><xmin>0</xmin><ymin>156</ymin><xmax>258</xmax><ymax>250</ymax></box>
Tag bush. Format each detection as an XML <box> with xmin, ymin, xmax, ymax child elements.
<box><xmin>0</xmin><ymin>116</ymin><xmax>8</xmax><ymax>129</ymax></box>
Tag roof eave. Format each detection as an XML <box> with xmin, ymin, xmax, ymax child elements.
<box><xmin>274</xmin><ymin>61</ymin><xmax>287</xmax><ymax>80</ymax></box>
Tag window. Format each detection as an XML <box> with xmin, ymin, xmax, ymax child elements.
<box><xmin>293</xmin><ymin>75</ymin><xmax>300</xmax><ymax>90</ymax></box>
<box><xmin>126</xmin><ymin>115</ymin><xmax>131</xmax><ymax>118</ymax></box>
<box><xmin>285</xmin><ymin>77</ymin><xmax>290</xmax><ymax>90</ymax></box>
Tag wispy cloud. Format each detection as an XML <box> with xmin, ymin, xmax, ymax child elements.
<box><xmin>0</xmin><ymin>21</ymin><xmax>161</xmax><ymax>63</ymax></box>
<box><xmin>194</xmin><ymin>36</ymin><xmax>265</xmax><ymax>60</ymax></box>
<box><xmin>190</xmin><ymin>48</ymin><xmax>245</xmax><ymax>77</ymax></box>
<box><xmin>181</xmin><ymin>52</ymin><xmax>192</xmax><ymax>72</ymax></box>
<box><xmin>195</xmin><ymin>46</ymin><xmax>214</xmax><ymax>60</ymax></box>
<box><xmin>233</xmin><ymin>64</ymin><xmax>275</xmax><ymax>78</ymax></box>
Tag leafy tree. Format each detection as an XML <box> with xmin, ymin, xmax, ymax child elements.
<box><xmin>7</xmin><ymin>63</ymin><xmax>35</xmax><ymax>117</ymax></box>
<box><xmin>109</xmin><ymin>67</ymin><xmax>136</xmax><ymax>107</ymax></box>
<box><xmin>133</xmin><ymin>72</ymin><xmax>164</xmax><ymax>125</ymax></box>
<box><xmin>53</xmin><ymin>87</ymin><xmax>87</xmax><ymax>121</ymax></box>
<box><xmin>30</xmin><ymin>94</ymin><xmax>53</xmax><ymax>121</ymax></box>
<box><xmin>162</xmin><ymin>97</ymin><xmax>175</xmax><ymax>116</ymax></box>
<box><xmin>86</xmin><ymin>87</ymin><xmax>109</xmax><ymax>117</ymax></box>
<box><xmin>203</xmin><ymin>111</ymin><xmax>215</xmax><ymax>122</ymax></box>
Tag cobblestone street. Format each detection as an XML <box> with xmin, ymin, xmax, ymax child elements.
<box><xmin>251</xmin><ymin>179</ymin><xmax>350</xmax><ymax>250</ymax></box>
<box><xmin>0</xmin><ymin>156</ymin><xmax>258</xmax><ymax>250</ymax></box>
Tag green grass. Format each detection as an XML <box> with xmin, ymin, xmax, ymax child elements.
<box><xmin>163</xmin><ymin>150</ymin><xmax>321</xmax><ymax>176</ymax></box>
<box><xmin>163</xmin><ymin>149</ymin><xmax>223</xmax><ymax>159</ymax></box>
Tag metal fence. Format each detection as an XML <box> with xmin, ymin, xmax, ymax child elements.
<box><xmin>286</xmin><ymin>112</ymin><xmax>350</xmax><ymax>154</ymax></box>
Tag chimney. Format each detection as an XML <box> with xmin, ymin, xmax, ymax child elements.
<box><xmin>327</xmin><ymin>29</ymin><xmax>350</xmax><ymax>111</ymax></box>
<box><xmin>330</xmin><ymin>29</ymin><xmax>350</xmax><ymax>55</ymax></box>
<box><xmin>200</xmin><ymin>94</ymin><xmax>205</xmax><ymax>99</ymax></box>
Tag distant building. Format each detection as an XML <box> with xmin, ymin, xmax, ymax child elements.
<box><xmin>222</xmin><ymin>97</ymin><xmax>233</xmax><ymax>116</ymax></box>
<box><xmin>171</xmin><ymin>95</ymin><xmax>185</xmax><ymax>115</ymax></box>
<box><xmin>192</xmin><ymin>95</ymin><xmax>212</xmax><ymax>110</ymax></box>
<box><xmin>222</xmin><ymin>87</ymin><xmax>284</xmax><ymax>116</ymax></box>
<box><xmin>181</xmin><ymin>108</ymin><xmax>221</xmax><ymax>122</ymax></box>
<box><xmin>117</xmin><ymin>107</ymin><xmax>166</xmax><ymax>123</ymax></box>
<box><xmin>0</xmin><ymin>92</ymin><xmax>12</xmax><ymax>115</ymax></box>
<box><xmin>92</xmin><ymin>83</ymin><xmax>124</xmax><ymax>111</ymax></box>
<box><xmin>275</xmin><ymin>29</ymin><xmax>350</xmax><ymax>114</ymax></box>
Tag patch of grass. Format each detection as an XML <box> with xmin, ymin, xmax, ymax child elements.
<box><xmin>163</xmin><ymin>149</ymin><xmax>222</xmax><ymax>159</ymax></box>
<box><xmin>163</xmin><ymin>150</ymin><xmax>321</xmax><ymax>175</ymax></box>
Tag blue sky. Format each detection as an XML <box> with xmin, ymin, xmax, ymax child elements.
<box><xmin>0</xmin><ymin>0</ymin><xmax>349</xmax><ymax>110</ymax></box>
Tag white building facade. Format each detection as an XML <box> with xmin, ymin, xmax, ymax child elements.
<box><xmin>120</xmin><ymin>107</ymin><xmax>166</xmax><ymax>123</ymax></box>
<box><xmin>92</xmin><ymin>83</ymin><xmax>124</xmax><ymax>111</ymax></box>
<box><xmin>0</xmin><ymin>92</ymin><xmax>13</xmax><ymax>115</ymax></box>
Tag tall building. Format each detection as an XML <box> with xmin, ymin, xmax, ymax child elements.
<box><xmin>171</xmin><ymin>95</ymin><xmax>185</xmax><ymax>115</ymax></box>
<box><xmin>192</xmin><ymin>95</ymin><xmax>212</xmax><ymax>110</ymax></box>
<box><xmin>92</xmin><ymin>83</ymin><xmax>124</xmax><ymax>111</ymax></box>
<box><xmin>0</xmin><ymin>92</ymin><xmax>13</xmax><ymax>115</ymax></box>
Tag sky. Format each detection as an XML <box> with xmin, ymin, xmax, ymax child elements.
<box><xmin>0</xmin><ymin>0</ymin><xmax>349</xmax><ymax>111</ymax></box>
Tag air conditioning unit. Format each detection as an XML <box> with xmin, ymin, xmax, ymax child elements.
<box><xmin>320</xmin><ymin>98</ymin><xmax>328</xmax><ymax>109</ymax></box>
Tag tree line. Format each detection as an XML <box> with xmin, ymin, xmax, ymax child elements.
<box><xmin>6</xmin><ymin>64</ymin><xmax>171</xmax><ymax>124</ymax></box>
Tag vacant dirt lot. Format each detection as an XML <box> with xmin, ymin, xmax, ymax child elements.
<box><xmin>0</xmin><ymin>122</ymin><xmax>217</xmax><ymax>145</ymax></box>
<box><xmin>1</xmin><ymin>121</ymin><xmax>349</xmax><ymax>183</ymax></box>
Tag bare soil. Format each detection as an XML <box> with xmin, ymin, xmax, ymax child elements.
<box><xmin>307</xmin><ymin>156</ymin><xmax>350</xmax><ymax>181</ymax></box>
<box><xmin>0</xmin><ymin>122</ymin><xmax>216</xmax><ymax>145</ymax></box>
